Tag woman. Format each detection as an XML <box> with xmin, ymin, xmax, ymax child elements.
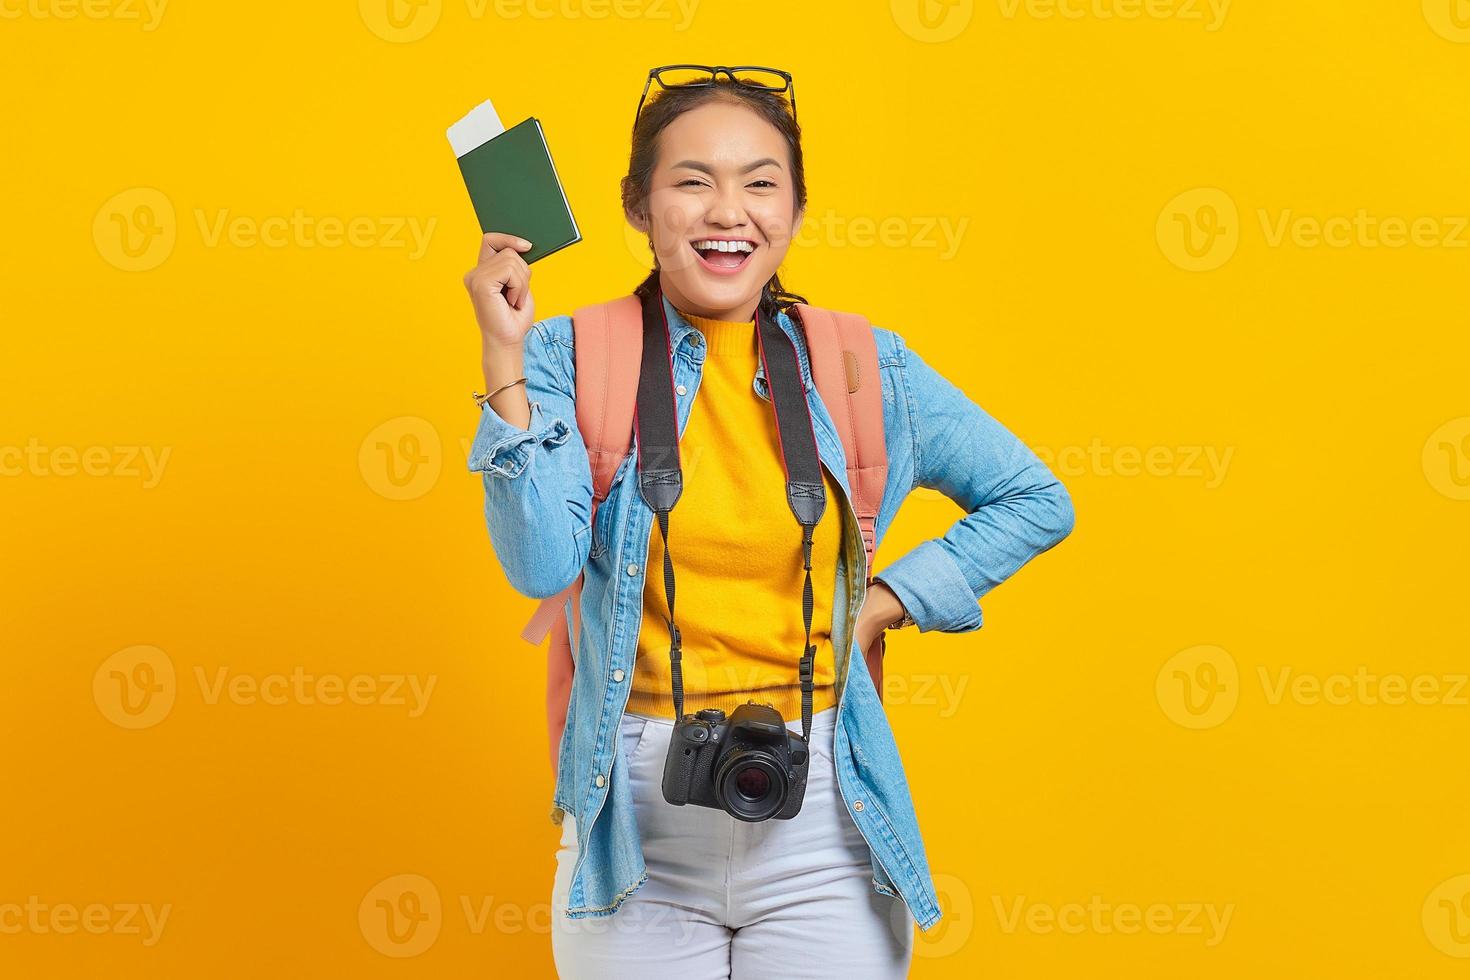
<box><xmin>463</xmin><ymin>66</ymin><xmax>1074</xmax><ymax>979</ymax></box>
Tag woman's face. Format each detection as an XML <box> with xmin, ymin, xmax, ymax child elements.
<box><xmin>629</xmin><ymin>99</ymin><xmax>803</xmax><ymax>322</ymax></box>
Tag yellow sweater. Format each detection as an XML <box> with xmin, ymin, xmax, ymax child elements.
<box><xmin>626</xmin><ymin>310</ymin><xmax>843</xmax><ymax>719</ymax></box>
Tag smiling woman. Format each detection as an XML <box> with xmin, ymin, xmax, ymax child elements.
<box><xmin>622</xmin><ymin>98</ymin><xmax>805</xmax><ymax>322</ymax></box>
<box><xmin>459</xmin><ymin>65</ymin><xmax>1074</xmax><ymax>979</ymax></box>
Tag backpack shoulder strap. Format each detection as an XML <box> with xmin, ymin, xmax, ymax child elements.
<box><xmin>790</xmin><ymin>303</ymin><xmax>888</xmax><ymax>578</ymax></box>
<box><xmin>571</xmin><ymin>294</ymin><xmax>644</xmax><ymax>501</ymax></box>
<box><xmin>519</xmin><ymin>294</ymin><xmax>643</xmax><ymax>646</ymax></box>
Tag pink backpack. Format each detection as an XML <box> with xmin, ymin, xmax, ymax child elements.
<box><xmin>518</xmin><ymin>295</ymin><xmax>890</xmax><ymax>771</ymax></box>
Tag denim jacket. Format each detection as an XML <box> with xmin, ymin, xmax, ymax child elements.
<box><xmin>467</xmin><ymin>294</ymin><xmax>1074</xmax><ymax>933</ymax></box>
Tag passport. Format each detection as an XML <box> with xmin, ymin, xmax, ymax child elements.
<box><xmin>448</xmin><ymin>100</ymin><xmax>581</xmax><ymax>264</ymax></box>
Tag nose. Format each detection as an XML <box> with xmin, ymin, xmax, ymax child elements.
<box><xmin>705</xmin><ymin>184</ymin><xmax>748</xmax><ymax>229</ymax></box>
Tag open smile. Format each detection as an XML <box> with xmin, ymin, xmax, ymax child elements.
<box><xmin>689</xmin><ymin>237</ymin><xmax>758</xmax><ymax>276</ymax></box>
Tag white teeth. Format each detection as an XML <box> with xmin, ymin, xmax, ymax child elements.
<box><xmin>693</xmin><ymin>239</ymin><xmax>754</xmax><ymax>253</ymax></box>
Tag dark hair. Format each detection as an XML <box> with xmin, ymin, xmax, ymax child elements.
<box><xmin>621</xmin><ymin>78</ymin><xmax>808</xmax><ymax>323</ymax></box>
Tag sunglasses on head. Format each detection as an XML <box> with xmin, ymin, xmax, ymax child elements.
<box><xmin>634</xmin><ymin>64</ymin><xmax>797</xmax><ymax>129</ymax></box>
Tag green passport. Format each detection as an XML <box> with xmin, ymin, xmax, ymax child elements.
<box><xmin>455</xmin><ymin>116</ymin><xmax>581</xmax><ymax>264</ymax></box>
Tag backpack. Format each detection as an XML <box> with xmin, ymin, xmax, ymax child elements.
<box><xmin>517</xmin><ymin>294</ymin><xmax>890</xmax><ymax>772</ymax></box>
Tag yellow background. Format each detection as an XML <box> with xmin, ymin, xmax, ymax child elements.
<box><xmin>4</xmin><ymin>0</ymin><xmax>1469</xmax><ymax>976</ymax></box>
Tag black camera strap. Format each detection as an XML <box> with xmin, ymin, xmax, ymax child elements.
<box><xmin>634</xmin><ymin>286</ymin><xmax>827</xmax><ymax>744</ymax></box>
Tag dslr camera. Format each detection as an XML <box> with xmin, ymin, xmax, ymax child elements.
<box><xmin>661</xmin><ymin>700</ymin><xmax>811</xmax><ymax>821</ymax></box>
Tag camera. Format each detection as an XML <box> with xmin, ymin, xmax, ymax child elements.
<box><xmin>661</xmin><ymin>701</ymin><xmax>810</xmax><ymax>821</ymax></box>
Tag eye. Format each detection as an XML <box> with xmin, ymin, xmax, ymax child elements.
<box><xmin>677</xmin><ymin>178</ymin><xmax>708</xmax><ymax>188</ymax></box>
<box><xmin>749</xmin><ymin>179</ymin><xmax>778</xmax><ymax>189</ymax></box>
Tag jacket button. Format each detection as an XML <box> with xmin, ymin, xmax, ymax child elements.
<box><xmin>626</xmin><ymin>563</ymin><xmax>639</xmax><ymax>576</ymax></box>
<box><xmin>853</xmin><ymin>800</ymin><xmax>865</xmax><ymax>812</ymax></box>
<box><xmin>612</xmin><ymin>668</ymin><xmax>625</xmax><ymax>682</ymax></box>
<box><xmin>676</xmin><ymin>383</ymin><xmax>687</xmax><ymax>396</ymax></box>
<box><xmin>594</xmin><ymin>774</ymin><xmax>606</xmax><ymax>788</ymax></box>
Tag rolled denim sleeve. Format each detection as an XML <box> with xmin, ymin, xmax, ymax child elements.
<box><xmin>466</xmin><ymin>320</ymin><xmax>593</xmax><ymax>600</ymax></box>
<box><xmin>467</xmin><ymin>397</ymin><xmax>571</xmax><ymax>479</ymax></box>
<box><xmin>872</xmin><ymin>335</ymin><xmax>1074</xmax><ymax>634</ymax></box>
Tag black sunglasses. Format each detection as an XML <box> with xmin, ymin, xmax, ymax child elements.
<box><xmin>634</xmin><ymin>64</ymin><xmax>797</xmax><ymax>129</ymax></box>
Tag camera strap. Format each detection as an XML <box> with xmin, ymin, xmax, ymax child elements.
<box><xmin>634</xmin><ymin>286</ymin><xmax>827</xmax><ymax>744</ymax></box>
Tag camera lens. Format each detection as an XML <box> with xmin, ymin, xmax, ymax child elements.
<box><xmin>715</xmin><ymin>751</ymin><xmax>787</xmax><ymax>822</ymax></box>
<box><xmin>734</xmin><ymin>766</ymin><xmax>770</xmax><ymax>799</ymax></box>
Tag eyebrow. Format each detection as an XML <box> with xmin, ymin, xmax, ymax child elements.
<box><xmin>670</xmin><ymin>158</ymin><xmax>784</xmax><ymax>175</ymax></box>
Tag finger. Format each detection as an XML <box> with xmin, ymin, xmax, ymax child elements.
<box><xmin>500</xmin><ymin>261</ymin><xmax>521</xmax><ymax>308</ymax></box>
<box><xmin>478</xmin><ymin>232</ymin><xmax>533</xmax><ymax>264</ymax></box>
<box><xmin>477</xmin><ymin>234</ymin><xmax>498</xmax><ymax>265</ymax></box>
<box><xmin>505</xmin><ymin>266</ymin><xmax>530</xmax><ymax>310</ymax></box>
<box><xmin>514</xmin><ymin>266</ymin><xmax>533</xmax><ymax>311</ymax></box>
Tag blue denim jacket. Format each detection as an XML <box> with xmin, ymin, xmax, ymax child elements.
<box><xmin>467</xmin><ymin>294</ymin><xmax>1074</xmax><ymax>933</ymax></box>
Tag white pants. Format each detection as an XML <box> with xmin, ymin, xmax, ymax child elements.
<box><xmin>551</xmin><ymin>706</ymin><xmax>914</xmax><ymax>979</ymax></box>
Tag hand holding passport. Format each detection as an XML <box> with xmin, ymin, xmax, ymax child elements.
<box><xmin>452</xmin><ymin>98</ymin><xmax>581</xmax><ymax>350</ymax></box>
<box><xmin>448</xmin><ymin>99</ymin><xmax>581</xmax><ymax>264</ymax></box>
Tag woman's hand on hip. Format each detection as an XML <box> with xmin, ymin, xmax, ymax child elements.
<box><xmin>854</xmin><ymin>579</ymin><xmax>906</xmax><ymax>653</ymax></box>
